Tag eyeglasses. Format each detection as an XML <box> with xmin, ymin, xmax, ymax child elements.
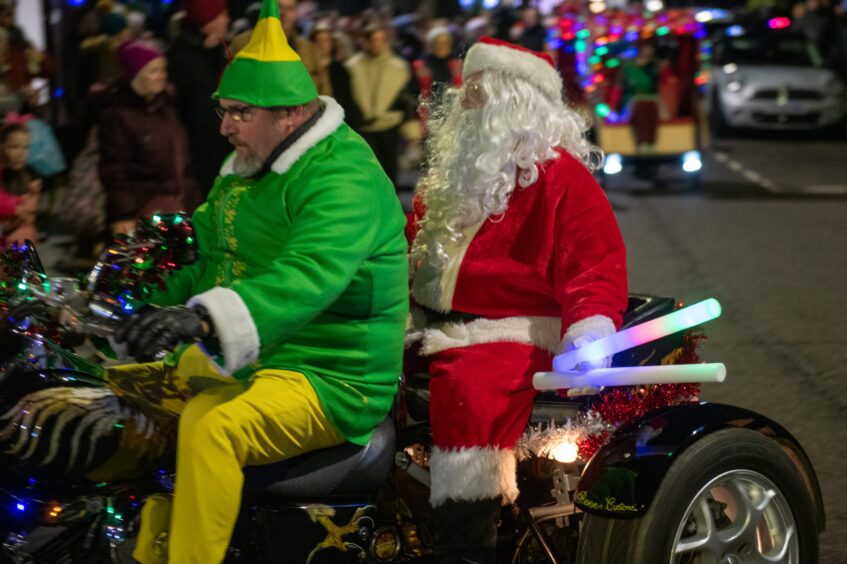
<box><xmin>215</xmin><ymin>105</ymin><xmax>256</xmax><ymax>123</ymax></box>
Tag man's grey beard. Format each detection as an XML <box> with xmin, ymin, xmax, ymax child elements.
<box><xmin>232</xmin><ymin>151</ymin><xmax>264</xmax><ymax>177</ymax></box>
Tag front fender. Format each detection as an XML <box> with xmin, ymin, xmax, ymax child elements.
<box><xmin>574</xmin><ymin>402</ymin><xmax>825</xmax><ymax>531</ymax></box>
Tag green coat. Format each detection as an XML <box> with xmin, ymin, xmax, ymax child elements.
<box><xmin>152</xmin><ymin>98</ymin><xmax>408</xmax><ymax>445</ymax></box>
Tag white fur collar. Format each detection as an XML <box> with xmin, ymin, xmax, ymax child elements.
<box><xmin>219</xmin><ymin>96</ymin><xmax>345</xmax><ymax>177</ymax></box>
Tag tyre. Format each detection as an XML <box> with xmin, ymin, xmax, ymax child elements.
<box><xmin>576</xmin><ymin>428</ymin><xmax>819</xmax><ymax>564</ymax></box>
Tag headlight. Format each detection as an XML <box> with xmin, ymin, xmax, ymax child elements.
<box><xmin>726</xmin><ymin>80</ymin><xmax>743</xmax><ymax>93</ymax></box>
<box><xmin>550</xmin><ymin>439</ymin><xmax>579</xmax><ymax>463</ymax></box>
<box><xmin>682</xmin><ymin>151</ymin><xmax>702</xmax><ymax>173</ymax></box>
<box><xmin>603</xmin><ymin>154</ymin><xmax>623</xmax><ymax>175</ymax></box>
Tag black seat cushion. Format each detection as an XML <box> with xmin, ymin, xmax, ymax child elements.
<box><xmin>242</xmin><ymin>416</ymin><xmax>396</xmax><ymax>499</ymax></box>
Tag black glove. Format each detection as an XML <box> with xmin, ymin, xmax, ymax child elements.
<box><xmin>115</xmin><ymin>305</ymin><xmax>212</xmax><ymax>362</ymax></box>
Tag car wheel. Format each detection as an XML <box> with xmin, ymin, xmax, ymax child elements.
<box><xmin>709</xmin><ymin>94</ymin><xmax>731</xmax><ymax>138</ymax></box>
<box><xmin>576</xmin><ymin>428</ymin><xmax>819</xmax><ymax>564</ymax></box>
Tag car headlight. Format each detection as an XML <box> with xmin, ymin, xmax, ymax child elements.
<box><xmin>603</xmin><ymin>154</ymin><xmax>623</xmax><ymax>175</ymax></box>
<box><xmin>682</xmin><ymin>151</ymin><xmax>702</xmax><ymax>173</ymax></box>
<box><xmin>726</xmin><ymin>80</ymin><xmax>744</xmax><ymax>93</ymax></box>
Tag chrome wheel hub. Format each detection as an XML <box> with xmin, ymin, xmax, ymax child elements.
<box><xmin>671</xmin><ymin>469</ymin><xmax>799</xmax><ymax>564</ymax></box>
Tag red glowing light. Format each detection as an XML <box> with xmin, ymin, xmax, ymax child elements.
<box><xmin>768</xmin><ymin>17</ymin><xmax>790</xmax><ymax>29</ymax></box>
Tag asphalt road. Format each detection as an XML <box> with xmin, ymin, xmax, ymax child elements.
<box><xmin>602</xmin><ymin>130</ymin><xmax>847</xmax><ymax>563</ymax></box>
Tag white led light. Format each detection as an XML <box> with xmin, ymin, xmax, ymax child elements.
<box><xmin>682</xmin><ymin>151</ymin><xmax>702</xmax><ymax>173</ymax></box>
<box><xmin>603</xmin><ymin>154</ymin><xmax>623</xmax><ymax>175</ymax></box>
<box><xmin>551</xmin><ymin>441</ymin><xmax>579</xmax><ymax>463</ymax></box>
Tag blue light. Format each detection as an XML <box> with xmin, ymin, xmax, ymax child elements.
<box><xmin>726</xmin><ymin>25</ymin><xmax>745</xmax><ymax>37</ymax></box>
<box><xmin>16</xmin><ymin>503</ymin><xmax>25</xmax><ymax>511</ymax></box>
<box><xmin>482</xmin><ymin>0</ymin><xmax>499</xmax><ymax>8</ymax></box>
<box><xmin>67</xmin><ymin>0</ymin><xmax>86</xmax><ymax>6</ymax></box>
<box><xmin>459</xmin><ymin>0</ymin><xmax>474</xmax><ymax>7</ymax></box>
<box><xmin>53</xmin><ymin>87</ymin><xmax>65</xmax><ymax>98</ymax></box>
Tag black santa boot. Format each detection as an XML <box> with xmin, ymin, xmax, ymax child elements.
<box><xmin>434</xmin><ymin>496</ymin><xmax>501</xmax><ymax>563</ymax></box>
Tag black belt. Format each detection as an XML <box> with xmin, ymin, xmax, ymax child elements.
<box><xmin>417</xmin><ymin>306</ymin><xmax>484</xmax><ymax>325</ymax></box>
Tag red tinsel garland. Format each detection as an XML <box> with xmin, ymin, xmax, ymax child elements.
<box><xmin>577</xmin><ymin>330</ymin><xmax>706</xmax><ymax>460</ymax></box>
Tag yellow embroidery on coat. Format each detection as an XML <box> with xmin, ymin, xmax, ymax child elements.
<box><xmin>213</xmin><ymin>180</ymin><xmax>251</xmax><ymax>285</ymax></box>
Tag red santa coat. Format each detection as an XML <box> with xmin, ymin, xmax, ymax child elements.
<box><xmin>408</xmin><ymin>149</ymin><xmax>628</xmax><ymax>505</ymax></box>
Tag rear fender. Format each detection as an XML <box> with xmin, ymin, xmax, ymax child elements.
<box><xmin>574</xmin><ymin>402</ymin><xmax>825</xmax><ymax>532</ymax></box>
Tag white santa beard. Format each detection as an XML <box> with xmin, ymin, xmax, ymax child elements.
<box><xmin>415</xmin><ymin>104</ymin><xmax>520</xmax><ymax>267</ymax></box>
<box><xmin>428</xmin><ymin>110</ymin><xmax>518</xmax><ymax>226</ymax></box>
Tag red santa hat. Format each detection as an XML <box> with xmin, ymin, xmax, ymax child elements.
<box><xmin>462</xmin><ymin>36</ymin><xmax>562</xmax><ymax>100</ymax></box>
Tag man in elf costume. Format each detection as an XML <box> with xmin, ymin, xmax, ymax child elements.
<box><xmin>407</xmin><ymin>37</ymin><xmax>628</xmax><ymax>561</ymax></box>
<box><xmin>116</xmin><ymin>1</ymin><xmax>408</xmax><ymax>561</ymax></box>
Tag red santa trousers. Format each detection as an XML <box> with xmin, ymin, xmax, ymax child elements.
<box><xmin>428</xmin><ymin>341</ymin><xmax>550</xmax><ymax>507</ymax></box>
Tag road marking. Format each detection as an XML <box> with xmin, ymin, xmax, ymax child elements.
<box><xmin>803</xmin><ymin>184</ymin><xmax>847</xmax><ymax>195</ymax></box>
<box><xmin>714</xmin><ymin>151</ymin><xmax>783</xmax><ymax>193</ymax></box>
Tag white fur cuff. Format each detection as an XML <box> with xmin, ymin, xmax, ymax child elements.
<box><xmin>187</xmin><ymin>287</ymin><xmax>260</xmax><ymax>374</ymax></box>
<box><xmin>429</xmin><ymin>446</ymin><xmax>519</xmax><ymax>507</ymax></box>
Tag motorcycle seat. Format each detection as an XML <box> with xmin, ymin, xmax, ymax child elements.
<box><xmin>241</xmin><ymin>415</ymin><xmax>395</xmax><ymax>499</ymax></box>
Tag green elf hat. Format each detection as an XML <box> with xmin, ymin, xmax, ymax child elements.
<box><xmin>213</xmin><ymin>0</ymin><xmax>317</xmax><ymax>107</ymax></box>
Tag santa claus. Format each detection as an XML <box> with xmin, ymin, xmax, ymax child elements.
<box><xmin>407</xmin><ymin>37</ymin><xmax>628</xmax><ymax>562</ymax></box>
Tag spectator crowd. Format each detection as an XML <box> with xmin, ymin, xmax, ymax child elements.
<box><xmin>0</xmin><ymin>0</ymin><xmax>846</xmax><ymax>267</ymax></box>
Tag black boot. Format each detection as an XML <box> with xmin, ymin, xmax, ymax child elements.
<box><xmin>434</xmin><ymin>497</ymin><xmax>501</xmax><ymax>563</ymax></box>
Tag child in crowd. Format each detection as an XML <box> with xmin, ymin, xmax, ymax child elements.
<box><xmin>0</xmin><ymin>121</ymin><xmax>41</xmax><ymax>246</ymax></box>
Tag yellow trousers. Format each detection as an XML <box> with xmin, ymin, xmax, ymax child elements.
<box><xmin>131</xmin><ymin>358</ymin><xmax>344</xmax><ymax>563</ymax></box>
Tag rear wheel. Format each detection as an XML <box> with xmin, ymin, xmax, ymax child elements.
<box><xmin>576</xmin><ymin>428</ymin><xmax>819</xmax><ymax>564</ymax></box>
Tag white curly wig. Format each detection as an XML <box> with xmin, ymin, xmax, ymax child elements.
<box><xmin>411</xmin><ymin>69</ymin><xmax>603</xmax><ymax>270</ymax></box>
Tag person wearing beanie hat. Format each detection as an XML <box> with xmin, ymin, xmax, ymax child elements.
<box><xmin>121</xmin><ymin>0</ymin><xmax>407</xmax><ymax>562</ymax></box>
<box><xmin>98</xmin><ymin>40</ymin><xmax>198</xmax><ymax>235</ymax></box>
<box><xmin>166</xmin><ymin>0</ymin><xmax>231</xmax><ymax>193</ymax></box>
<box><xmin>116</xmin><ymin>40</ymin><xmax>160</xmax><ymax>83</ymax></box>
<box><xmin>407</xmin><ymin>36</ymin><xmax>627</xmax><ymax>561</ymax></box>
<box><xmin>79</xmin><ymin>10</ymin><xmax>132</xmax><ymax>83</ymax></box>
<box><xmin>182</xmin><ymin>0</ymin><xmax>228</xmax><ymax>42</ymax></box>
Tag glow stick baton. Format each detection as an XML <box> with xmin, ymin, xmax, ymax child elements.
<box><xmin>533</xmin><ymin>363</ymin><xmax>726</xmax><ymax>391</ymax></box>
<box><xmin>553</xmin><ymin>298</ymin><xmax>722</xmax><ymax>372</ymax></box>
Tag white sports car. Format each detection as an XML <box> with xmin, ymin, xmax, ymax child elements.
<box><xmin>709</xmin><ymin>29</ymin><xmax>845</xmax><ymax>131</ymax></box>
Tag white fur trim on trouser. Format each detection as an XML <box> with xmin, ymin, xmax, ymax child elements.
<box><xmin>463</xmin><ymin>42</ymin><xmax>562</xmax><ymax>101</ymax></box>
<box><xmin>421</xmin><ymin>316</ymin><xmax>561</xmax><ymax>356</ymax></box>
<box><xmin>187</xmin><ymin>287</ymin><xmax>259</xmax><ymax>374</ymax></box>
<box><xmin>429</xmin><ymin>446</ymin><xmax>519</xmax><ymax>507</ymax></box>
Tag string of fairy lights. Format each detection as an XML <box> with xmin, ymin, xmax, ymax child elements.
<box><xmin>546</xmin><ymin>7</ymin><xmax>716</xmax><ymax>123</ymax></box>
